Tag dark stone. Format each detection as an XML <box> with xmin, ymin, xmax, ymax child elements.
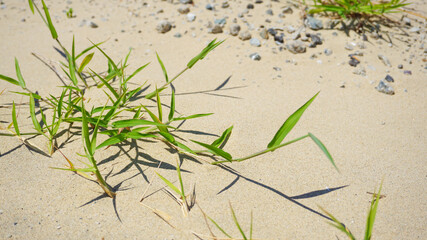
<box><xmin>384</xmin><ymin>75</ymin><xmax>394</xmax><ymax>82</ymax></box>
<box><xmin>247</xmin><ymin>3</ymin><xmax>254</xmax><ymax>9</ymax></box>
<box><xmin>274</xmin><ymin>33</ymin><xmax>284</xmax><ymax>43</ymax></box>
<box><xmin>349</xmin><ymin>57</ymin><xmax>360</xmax><ymax>67</ymax></box>
<box><xmin>267</xmin><ymin>28</ymin><xmax>277</xmax><ymax>36</ymax></box>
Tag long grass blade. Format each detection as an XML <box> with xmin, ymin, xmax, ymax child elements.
<box><xmin>156</xmin><ymin>172</ymin><xmax>184</xmax><ymax>199</ymax></box>
<box><xmin>207</xmin><ymin>216</ymin><xmax>233</xmax><ymax>238</ymax></box>
<box><xmin>191</xmin><ymin>140</ymin><xmax>232</xmax><ymax>161</ymax></box>
<box><xmin>229</xmin><ymin>203</ymin><xmax>247</xmax><ymax>240</ymax></box>
<box><xmin>41</xmin><ymin>0</ymin><xmax>58</xmax><ymax>39</ymax></box>
<box><xmin>308</xmin><ymin>133</ymin><xmax>339</xmax><ymax>172</ymax></box>
<box><xmin>29</xmin><ymin>94</ymin><xmax>42</xmax><ymax>133</ymax></box>
<box><xmin>168</xmin><ymin>89</ymin><xmax>175</xmax><ymax>121</ymax></box>
<box><xmin>14</xmin><ymin>58</ymin><xmax>27</xmax><ymax>89</ymax></box>
<box><xmin>172</xmin><ymin>113</ymin><xmax>213</xmax><ymax>121</ymax></box>
<box><xmin>156</xmin><ymin>53</ymin><xmax>168</xmax><ymax>83</ymax></box>
<box><xmin>365</xmin><ymin>180</ymin><xmax>383</xmax><ymax>240</ymax></box>
<box><xmin>112</xmin><ymin>119</ymin><xmax>169</xmax><ymax>129</ymax></box>
<box><xmin>155</xmin><ymin>86</ymin><xmax>163</xmax><ymax>122</ymax></box>
<box><xmin>267</xmin><ymin>92</ymin><xmax>319</xmax><ymax>148</ymax></box>
<box><xmin>78</xmin><ymin>52</ymin><xmax>94</xmax><ymax>73</ymax></box>
<box><xmin>12</xmin><ymin>102</ymin><xmax>20</xmax><ymax>136</ymax></box>
<box><xmin>211</xmin><ymin>126</ymin><xmax>233</xmax><ymax>148</ymax></box>
<box><xmin>0</xmin><ymin>74</ymin><xmax>20</xmax><ymax>86</ymax></box>
<box><xmin>28</xmin><ymin>0</ymin><xmax>34</xmax><ymax>14</ymax></box>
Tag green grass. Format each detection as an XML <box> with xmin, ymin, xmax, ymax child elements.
<box><xmin>308</xmin><ymin>0</ymin><xmax>409</xmax><ymax>19</ymax></box>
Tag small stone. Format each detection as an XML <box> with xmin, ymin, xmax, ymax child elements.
<box><xmin>378</xmin><ymin>54</ymin><xmax>392</xmax><ymax>67</ymax></box>
<box><xmin>229</xmin><ymin>24</ymin><xmax>241</xmax><ymax>36</ymax></box>
<box><xmin>259</xmin><ymin>28</ymin><xmax>269</xmax><ymax>39</ymax></box>
<box><xmin>345</xmin><ymin>43</ymin><xmax>354</xmax><ymax>50</ymax></box>
<box><xmin>250</xmin><ymin>38</ymin><xmax>261</xmax><ymax>47</ymax></box>
<box><xmin>409</xmin><ymin>27</ymin><xmax>420</xmax><ymax>34</ymax></box>
<box><xmin>187</xmin><ymin>13</ymin><xmax>196</xmax><ymax>22</ymax></box>
<box><xmin>349</xmin><ymin>56</ymin><xmax>360</xmax><ymax>67</ymax></box>
<box><xmin>370</xmin><ymin>32</ymin><xmax>380</xmax><ymax>39</ymax></box>
<box><xmin>239</xmin><ymin>30</ymin><xmax>252</xmax><ymax>41</ymax></box>
<box><xmin>249</xmin><ymin>53</ymin><xmax>261</xmax><ymax>61</ymax></box>
<box><xmin>222</xmin><ymin>1</ymin><xmax>229</xmax><ymax>8</ymax></box>
<box><xmin>375</xmin><ymin>80</ymin><xmax>395</xmax><ymax>95</ymax></box>
<box><xmin>286</xmin><ymin>40</ymin><xmax>306</xmax><ymax>54</ymax></box>
<box><xmin>357</xmin><ymin>42</ymin><xmax>366</xmax><ymax>49</ymax></box>
<box><xmin>156</xmin><ymin>20</ymin><xmax>172</xmax><ymax>33</ymax></box>
<box><xmin>255</xmin><ymin>0</ymin><xmax>263</xmax><ymax>3</ymax></box>
<box><xmin>324</xmin><ymin>48</ymin><xmax>333</xmax><ymax>56</ymax></box>
<box><xmin>174</xmin><ymin>32</ymin><xmax>182</xmax><ymax>38</ymax></box>
<box><xmin>266</xmin><ymin>9</ymin><xmax>273</xmax><ymax>15</ymax></box>
<box><xmin>273</xmin><ymin>67</ymin><xmax>282</xmax><ymax>71</ymax></box>
<box><xmin>274</xmin><ymin>34</ymin><xmax>284</xmax><ymax>43</ymax></box>
<box><xmin>309</xmin><ymin>34</ymin><xmax>322</xmax><ymax>46</ymax></box>
<box><xmin>282</xmin><ymin>6</ymin><xmax>293</xmax><ymax>14</ymax></box>
<box><xmin>398</xmin><ymin>64</ymin><xmax>403</xmax><ymax>69</ymax></box>
<box><xmin>353</xmin><ymin>66</ymin><xmax>366</xmax><ymax>76</ymax></box>
<box><xmin>384</xmin><ymin>74</ymin><xmax>394</xmax><ymax>82</ymax></box>
<box><xmin>206</xmin><ymin>3</ymin><xmax>214</xmax><ymax>10</ymax></box>
<box><xmin>180</xmin><ymin>0</ymin><xmax>193</xmax><ymax>4</ymax></box>
<box><xmin>305</xmin><ymin>16</ymin><xmax>323</xmax><ymax>30</ymax></box>
<box><xmin>403</xmin><ymin>70</ymin><xmax>412</xmax><ymax>75</ymax></box>
<box><xmin>178</xmin><ymin>6</ymin><xmax>190</xmax><ymax>14</ymax></box>
<box><xmin>208</xmin><ymin>25</ymin><xmax>223</xmax><ymax>34</ymax></box>
<box><xmin>247</xmin><ymin>4</ymin><xmax>254</xmax><ymax>9</ymax></box>
<box><xmin>267</xmin><ymin>28</ymin><xmax>277</xmax><ymax>36</ymax></box>
<box><xmin>214</xmin><ymin>18</ymin><xmax>226</xmax><ymax>27</ymax></box>
<box><xmin>287</xmin><ymin>25</ymin><xmax>296</xmax><ymax>33</ymax></box>
<box><xmin>402</xmin><ymin>17</ymin><xmax>411</xmax><ymax>26</ymax></box>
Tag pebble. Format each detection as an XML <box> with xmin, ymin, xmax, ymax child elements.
<box><xmin>286</xmin><ymin>40</ymin><xmax>306</xmax><ymax>54</ymax></box>
<box><xmin>309</xmin><ymin>33</ymin><xmax>322</xmax><ymax>46</ymax></box>
<box><xmin>384</xmin><ymin>74</ymin><xmax>394</xmax><ymax>82</ymax></box>
<box><xmin>375</xmin><ymin>80</ymin><xmax>395</xmax><ymax>95</ymax></box>
<box><xmin>187</xmin><ymin>13</ymin><xmax>196</xmax><ymax>22</ymax></box>
<box><xmin>378</xmin><ymin>54</ymin><xmax>392</xmax><ymax>67</ymax></box>
<box><xmin>282</xmin><ymin>6</ymin><xmax>293</xmax><ymax>14</ymax></box>
<box><xmin>305</xmin><ymin>16</ymin><xmax>323</xmax><ymax>30</ymax></box>
<box><xmin>222</xmin><ymin>1</ymin><xmax>230</xmax><ymax>8</ymax></box>
<box><xmin>402</xmin><ymin>17</ymin><xmax>411</xmax><ymax>26</ymax></box>
<box><xmin>239</xmin><ymin>31</ymin><xmax>252</xmax><ymax>41</ymax></box>
<box><xmin>404</xmin><ymin>70</ymin><xmax>412</xmax><ymax>75</ymax></box>
<box><xmin>208</xmin><ymin>25</ymin><xmax>223</xmax><ymax>34</ymax></box>
<box><xmin>274</xmin><ymin>34</ymin><xmax>284</xmax><ymax>43</ymax></box>
<box><xmin>174</xmin><ymin>32</ymin><xmax>182</xmax><ymax>38</ymax></box>
<box><xmin>214</xmin><ymin>18</ymin><xmax>226</xmax><ymax>27</ymax></box>
<box><xmin>409</xmin><ymin>27</ymin><xmax>420</xmax><ymax>34</ymax></box>
<box><xmin>345</xmin><ymin>43</ymin><xmax>354</xmax><ymax>50</ymax></box>
<box><xmin>398</xmin><ymin>64</ymin><xmax>403</xmax><ymax>69</ymax></box>
<box><xmin>206</xmin><ymin>3</ymin><xmax>214</xmax><ymax>11</ymax></box>
<box><xmin>349</xmin><ymin>56</ymin><xmax>360</xmax><ymax>67</ymax></box>
<box><xmin>250</xmin><ymin>38</ymin><xmax>261</xmax><ymax>47</ymax></box>
<box><xmin>229</xmin><ymin>24</ymin><xmax>241</xmax><ymax>36</ymax></box>
<box><xmin>250</xmin><ymin>53</ymin><xmax>261</xmax><ymax>61</ymax></box>
<box><xmin>287</xmin><ymin>25</ymin><xmax>296</xmax><ymax>33</ymax></box>
<box><xmin>156</xmin><ymin>20</ymin><xmax>172</xmax><ymax>33</ymax></box>
<box><xmin>324</xmin><ymin>48</ymin><xmax>333</xmax><ymax>56</ymax></box>
<box><xmin>259</xmin><ymin>28</ymin><xmax>269</xmax><ymax>39</ymax></box>
<box><xmin>353</xmin><ymin>66</ymin><xmax>366</xmax><ymax>76</ymax></box>
<box><xmin>266</xmin><ymin>9</ymin><xmax>273</xmax><ymax>15</ymax></box>
<box><xmin>267</xmin><ymin>28</ymin><xmax>277</xmax><ymax>36</ymax></box>
<box><xmin>178</xmin><ymin>7</ymin><xmax>190</xmax><ymax>14</ymax></box>
<box><xmin>247</xmin><ymin>4</ymin><xmax>254</xmax><ymax>9</ymax></box>
<box><xmin>180</xmin><ymin>0</ymin><xmax>193</xmax><ymax>4</ymax></box>
<box><xmin>88</xmin><ymin>21</ymin><xmax>98</xmax><ymax>28</ymax></box>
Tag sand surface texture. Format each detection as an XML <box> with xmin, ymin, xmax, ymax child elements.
<box><xmin>0</xmin><ymin>0</ymin><xmax>426</xmax><ymax>239</ymax></box>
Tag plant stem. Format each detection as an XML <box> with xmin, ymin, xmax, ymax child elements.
<box><xmin>212</xmin><ymin>134</ymin><xmax>310</xmax><ymax>164</ymax></box>
<box><xmin>89</xmin><ymin>155</ymin><xmax>116</xmax><ymax>198</ymax></box>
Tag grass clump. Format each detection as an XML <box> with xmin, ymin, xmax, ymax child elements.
<box><xmin>1</xmin><ymin>0</ymin><xmax>337</xmax><ymax>202</ymax></box>
<box><xmin>308</xmin><ymin>0</ymin><xmax>409</xmax><ymax>19</ymax></box>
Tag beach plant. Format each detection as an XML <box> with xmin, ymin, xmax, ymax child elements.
<box><xmin>320</xmin><ymin>180</ymin><xmax>384</xmax><ymax>239</ymax></box>
<box><xmin>0</xmin><ymin>0</ymin><xmax>338</xmax><ymax>200</ymax></box>
<box><xmin>308</xmin><ymin>0</ymin><xmax>409</xmax><ymax>19</ymax></box>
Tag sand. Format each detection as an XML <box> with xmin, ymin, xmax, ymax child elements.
<box><xmin>0</xmin><ymin>0</ymin><xmax>426</xmax><ymax>239</ymax></box>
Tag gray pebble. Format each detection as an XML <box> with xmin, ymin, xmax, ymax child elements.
<box><xmin>247</xmin><ymin>3</ymin><xmax>254</xmax><ymax>9</ymax></box>
<box><xmin>89</xmin><ymin>21</ymin><xmax>98</xmax><ymax>28</ymax></box>
<box><xmin>178</xmin><ymin>6</ymin><xmax>190</xmax><ymax>14</ymax></box>
<box><xmin>222</xmin><ymin>1</ymin><xmax>230</xmax><ymax>8</ymax></box>
<box><xmin>206</xmin><ymin>3</ymin><xmax>214</xmax><ymax>11</ymax></box>
<box><xmin>266</xmin><ymin>9</ymin><xmax>273</xmax><ymax>15</ymax></box>
<box><xmin>187</xmin><ymin>13</ymin><xmax>196</xmax><ymax>22</ymax></box>
<box><xmin>305</xmin><ymin>16</ymin><xmax>323</xmax><ymax>30</ymax></box>
<box><xmin>214</xmin><ymin>18</ymin><xmax>226</xmax><ymax>27</ymax></box>
<box><xmin>324</xmin><ymin>48</ymin><xmax>333</xmax><ymax>56</ymax></box>
<box><xmin>378</xmin><ymin>54</ymin><xmax>392</xmax><ymax>67</ymax></box>
<box><xmin>282</xmin><ymin>7</ymin><xmax>293</xmax><ymax>14</ymax></box>
<box><xmin>352</xmin><ymin>66</ymin><xmax>366</xmax><ymax>76</ymax></box>
<box><xmin>384</xmin><ymin>74</ymin><xmax>394</xmax><ymax>82</ymax></box>
<box><xmin>208</xmin><ymin>25</ymin><xmax>223</xmax><ymax>34</ymax></box>
<box><xmin>259</xmin><ymin>28</ymin><xmax>269</xmax><ymax>39</ymax></box>
<box><xmin>250</xmin><ymin>53</ymin><xmax>261</xmax><ymax>61</ymax></box>
<box><xmin>286</xmin><ymin>40</ymin><xmax>306</xmax><ymax>54</ymax></box>
<box><xmin>402</xmin><ymin>17</ymin><xmax>411</xmax><ymax>26</ymax></box>
<box><xmin>174</xmin><ymin>32</ymin><xmax>182</xmax><ymax>38</ymax></box>
<box><xmin>309</xmin><ymin>33</ymin><xmax>322</xmax><ymax>46</ymax></box>
<box><xmin>398</xmin><ymin>64</ymin><xmax>403</xmax><ymax>69</ymax></box>
<box><xmin>274</xmin><ymin>34</ymin><xmax>284</xmax><ymax>43</ymax></box>
<box><xmin>156</xmin><ymin>20</ymin><xmax>172</xmax><ymax>33</ymax></box>
<box><xmin>375</xmin><ymin>80</ymin><xmax>395</xmax><ymax>95</ymax></box>
<box><xmin>229</xmin><ymin>24</ymin><xmax>241</xmax><ymax>36</ymax></box>
<box><xmin>180</xmin><ymin>0</ymin><xmax>193</xmax><ymax>4</ymax></box>
<box><xmin>239</xmin><ymin>30</ymin><xmax>252</xmax><ymax>41</ymax></box>
<box><xmin>287</xmin><ymin>25</ymin><xmax>296</xmax><ymax>33</ymax></box>
<box><xmin>250</xmin><ymin>38</ymin><xmax>261</xmax><ymax>47</ymax></box>
<box><xmin>345</xmin><ymin>43</ymin><xmax>354</xmax><ymax>50</ymax></box>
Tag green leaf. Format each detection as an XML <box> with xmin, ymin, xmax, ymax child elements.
<box><xmin>112</xmin><ymin>119</ymin><xmax>169</xmax><ymax>129</ymax></box>
<box><xmin>91</xmin><ymin>69</ymin><xmax>120</xmax><ymax>100</ymax></box>
<box><xmin>29</xmin><ymin>94</ymin><xmax>42</xmax><ymax>133</ymax></box>
<box><xmin>78</xmin><ymin>52</ymin><xmax>94</xmax><ymax>73</ymax></box>
<box><xmin>156</xmin><ymin>172</ymin><xmax>184</xmax><ymax>199</ymax></box>
<box><xmin>159</xmin><ymin>131</ymin><xmax>175</xmax><ymax>143</ymax></box>
<box><xmin>89</xmin><ymin>39</ymin><xmax>119</xmax><ymax>73</ymax></box>
<box><xmin>175</xmin><ymin>158</ymin><xmax>185</xmax><ymax>198</ymax></box>
<box><xmin>187</xmin><ymin>39</ymin><xmax>225</xmax><ymax>68</ymax></box>
<box><xmin>14</xmin><ymin>58</ymin><xmax>26</xmax><ymax>89</ymax></box>
<box><xmin>67</xmin><ymin>53</ymin><xmax>78</xmax><ymax>87</ymax></box>
<box><xmin>10</xmin><ymin>91</ymin><xmax>41</xmax><ymax>99</ymax></box>
<box><xmin>28</xmin><ymin>0</ymin><xmax>34</xmax><ymax>14</ymax></box>
<box><xmin>365</xmin><ymin>180</ymin><xmax>383</xmax><ymax>240</ymax></box>
<box><xmin>156</xmin><ymin>52</ymin><xmax>168</xmax><ymax>83</ymax></box>
<box><xmin>12</xmin><ymin>102</ymin><xmax>20</xmax><ymax>136</ymax></box>
<box><xmin>41</xmin><ymin>0</ymin><xmax>58</xmax><ymax>39</ymax></box>
<box><xmin>145</xmin><ymin>86</ymin><xmax>166</xmax><ymax>100</ymax></box>
<box><xmin>319</xmin><ymin>206</ymin><xmax>355</xmax><ymax>240</ymax></box>
<box><xmin>207</xmin><ymin>216</ymin><xmax>233</xmax><ymax>238</ymax></box>
<box><xmin>81</xmin><ymin>101</ymin><xmax>93</xmax><ymax>156</ymax></box>
<box><xmin>142</xmin><ymin>105</ymin><xmax>168</xmax><ymax>133</ymax></box>
<box><xmin>172</xmin><ymin>113</ymin><xmax>213</xmax><ymax>121</ymax></box>
<box><xmin>125</xmin><ymin>62</ymin><xmax>149</xmax><ymax>83</ymax></box>
<box><xmin>76</xmin><ymin>40</ymin><xmax>105</xmax><ymax>59</ymax></box>
<box><xmin>168</xmin><ymin>89</ymin><xmax>175</xmax><ymax>121</ymax></box>
<box><xmin>191</xmin><ymin>140</ymin><xmax>232</xmax><ymax>161</ymax></box>
<box><xmin>0</xmin><ymin>74</ymin><xmax>19</xmax><ymax>86</ymax></box>
<box><xmin>308</xmin><ymin>133</ymin><xmax>339</xmax><ymax>172</ymax></box>
<box><xmin>267</xmin><ymin>92</ymin><xmax>319</xmax><ymax>148</ymax></box>
<box><xmin>211</xmin><ymin>126</ymin><xmax>233</xmax><ymax>148</ymax></box>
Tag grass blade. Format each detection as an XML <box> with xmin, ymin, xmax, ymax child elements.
<box><xmin>14</xmin><ymin>58</ymin><xmax>27</xmax><ymax>89</ymax></box>
<box><xmin>308</xmin><ymin>133</ymin><xmax>339</xmax><ymax>172</ymax></box>
<box><xmin>78</xmin><ymin>52</ymin><xmax>94</xmax><ymax>73</ymax></box>
<box><xmin>172</xmin><ymin>113</ymin><xmax>213</xmax><ymax>121</ymax></box>
<box><xmin>191</xmin><ymin>140</ymin><xmax>232</xmax><ymax>161</ymax></box>
<box><xmin>319</xmin><ymin>206</ymin><xmax>356</xmax><ymax>240</ymax></box>
<box><xmin>175</xmin><ymin>158</ymin><xmax>185</xmax><ymax>200</ymax></box>
<box><xmin>156</xmin><ymin>53</ymin><xmax>168</xmax><ymax>83</ymax></box>
<box><xmin>12</xmin><ymin>102</ymin><xmax>20</xmax><ymax>136</ymax></box>
<box><xmin>155</xmin><ymin>86</ymin><xmax>163</xmax><ymax>122</ymax></box>
<box><xmin>229</xmin><ymin>202</ymin><xmax>247</xmax><ymax>240</ymax></box>
<box><xmin>29</xmin><ymin>94</ymin><xmax>42</xmax><ymax>133</ymax></box>
<box><xmin>365</xmin><ymin>180</ymin><xmax>383</xmax><ymax>240</ymax></box>
<box><xmin>187</xmin><ymin>39</ymin><xmax>225</xmax><ymax>69</ymax></box>
<box><xmin>211</xmin><ymin>126</ymin><xmax>233</xmax><ymax>148</ymax></box>
<box><xmin>0</xmin><ymin>74</ymin><xmax>20</xmax><ymax>86</ymax></box>
<box><xmin>142</xmin><ymin>105</ymin><xmax>168</xmax><ymax>133</ymax></box>
<box><xmin>112</xmin><ymin>119</ymin><xmax>169</xmax><ymax>129</ymax></box>
<box><xmin>168</xmin><ymin>89</ymin><xmax>175</xmax><ymax>121</ymax></box>
<box><xmin>81</xmin><ymin>101</ymin><xmax>93</xmax><ymax>156</ymax></box>
<box><xmin>156</xmin><ymin>172</ymin><xmax>184</xmax><ymax>199</ymax></box>
<box><xmin>91</xmin><ymin>69</ymin><xmax>120</xmax><ymax>100</ymax></box>
<box><xmin>267</xmin><ymin>92</ymin><xmax>319</xmax><ymax>148</ymax></box>
<box><xmin>207</xmin><ymin>216</ymin><xmax>233</xmax><ymax>238</ymax></box>
<box><xmin>41</xmin><ymin>0</ymin><xmax>58</xmax><ymax>39</ymax></box>
<box><xmin>125</xmin><ymin>62</ymin><xmax>149</xmax><ymax>83</ymax></box>
<box><xmin>28</xmin><ymin>0</ymin><xmax>34</xmax><ymax>14</ymax></box>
